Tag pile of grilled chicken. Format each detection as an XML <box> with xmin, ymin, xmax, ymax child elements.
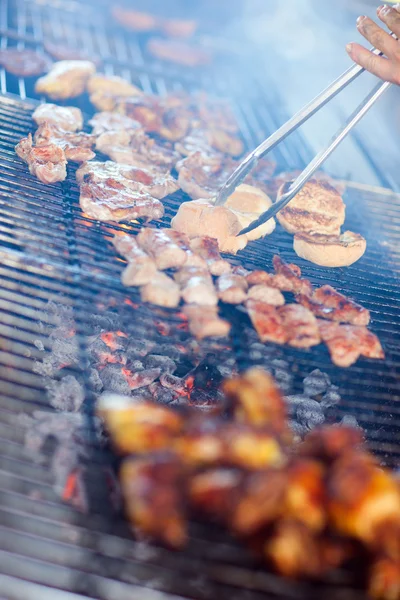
<box><xmin>100</xmin><ymin>367</ymin><xmax>400</xmax><ymax>600</ymax></box>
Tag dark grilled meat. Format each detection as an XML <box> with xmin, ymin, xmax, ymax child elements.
<box><xmin>318</xmin><ymin>320</ymin><xmax>385</xmax><ymax>367</ymax></box>
<box><xmin>0</xmin><ymin>48</ymin><xmax>50</xmax><ymax>76</ymax></box>
<box><xmin>15</xmin><ymin>133</ymin><xmax>67</xmax><ymax>184</ymax></box>
<box><xmin>272</xmin><ymin>255</ymin><xmax>313</xmax><ymax>295</ymax></box>
<box><xmin>297</xmin><ymin>285</ymin><xmax>370</xmax><ymax>326</ymax></box>
<box><xmin>176</xmin><ymin>152</ymin><xmax>238</xmax><ymax>199</ymax></box>
<box><xmin>278</xmin><ymin>304</ymin><xmax>320</xmax><ymax>349</ymax></box>
<box><xmin>189</xmin><ymin>236</ymin><xmax>231</xmax><ymax>275</ymax></box>
<box><xmin>34</xmin><ymin>122</ymin><xmax>95</xmax><ymax>162</ymax></box>
<box><xmin>246</xmin><ymin>299</ymin><xmax>287</xmax><ymax>345</ymax></box>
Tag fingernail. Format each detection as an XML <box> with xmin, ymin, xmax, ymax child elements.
<box><xmin>346</xmin><ymin>43</ymin><xmax>353</xmax><ymax>54</ymax></box>
<box><xmin>381</xmin><ymin>4</ymin><xmax>391</xmax><ymax>14</ymax></box>
<box><xmin>377</xmin><ymin>4</ymin><xmax>384</xmax><ymax>13</ymax></box>
<box><xmin>356</xmin><ymin>15</ymin><xmax>366</xmax><ymax>26</ymax></box>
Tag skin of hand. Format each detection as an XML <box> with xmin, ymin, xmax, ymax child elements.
<box><xmin>346</xmin><ymin>4</ymin><xmax>400</xmax><ymax>84</ymax></box>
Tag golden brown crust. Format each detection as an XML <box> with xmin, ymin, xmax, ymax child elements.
<box><xmin>293</xmin><ymin>231</ymin><xmax>367</xmax><ymax>267</ymax></box>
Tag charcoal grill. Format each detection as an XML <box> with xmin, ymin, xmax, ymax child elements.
<box><xmin>0</xmin><ymin>0</ymin><xmax>399</xmax><ymax>598</ymax></box>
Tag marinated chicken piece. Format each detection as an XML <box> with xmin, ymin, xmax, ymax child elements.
<box><xmin>96</xmin><ymin>128</ymin><xmax>178</xmax><ymax>170</ymax></box>
<box><xmin>302</xmin><ymin>285</ymin><xmax>370</xmax><ymax>326</ymax></box>
<box><xmin>137</xmin><ymin>228</ymin><xmax>188</xmax><ymax>270</ymax></box>
<box><xmin>97</xmin><ymin>396</ymin><xmax>183</xmax><ymax>455</ymax></box>
<box><xmin>276</xmin><ymin>179</ymin><xmax>346</xmax><ymax>236</ymax></box>
<box><xmin>140</xmin><ymin>272</ymin><xmax>181</xmax><ymax>308</ymax></box>
<box><xmin>300</xmin><ymin>426</ymin><xmax>364</xmax><ymax>463</ymax></box>
<box><xmin>232</xmin><ymin>265</ymin><xmax>250</xmax><ymax>277</ymax></box>
<box><xmin>32</xmin><ymin>104</ymin><xmax>83</xmax><ymax>132</ymax></box>
<box><xmin>188</xmin><ymin>468</ymin><xmax>243</xmax><ymax>523</ymax></box>
<box><xmin>112</xmin><ymin>234</ymin><xmax>157</xmax><ymax>286</ymax></box>
<box><xmin>189</xmin><ymin>236</ymin><xmax>231</xmax><ymax>275</ymax></box>
<box><xmin>175</xmin><ymin>152</ymin><xmax>238</xmax><ymax>199</ymax></box>
<box><xmin>35</xmin><ymin>60</ymin><xmax>96</xmax><ymax>100</ymax></box>
<box><xmin>217</xmin><ymin>272</ymin><xmax>248</xmax><ymax>304</ymax></box>
<box><xmin>318</xmin><ymin>320</ymin><xmax>385</xmax><ymax>367</ymax></box>
<box><xmin>43</xmin><ymin>41</ymin><xmax>101</xmax><ymax>65</ymax></box>
<box><xmin>278</xmin><ymin>305</ymin><xmax>320</xmax><ymax>349</ymax></box>
<box><xmin>183</xmin><ymin>304</ymin><xmax>231</xmax><ymax>339</ymax></box>
<box><xmin>112</xmin><ymin>6</ymin><xmax>160</xmax><ymax>32</ymax></box>
<box><xmin>15</xmin><ymin>133</ymin><xmax>67</xmax><ymax>184</ymax></box>
<box><xmin>147</xmin><ymin>37</ymin><xmax>213</xmax><ymax>67</ymax></box>
<box><xmin>246</xmin><ymin>270</ymin><xmax>277</xmax><ymax>287</ymax></box>
<box><xmin>161</xmin><ymin>18</ymin><xmax>197</xmax><ymax>38</ymax></box>
<box><xmin>247</xmin><ymin>284</ymin><xmax>285</xmax><ymax>306</ymax></box>
<box><xmin>79</xmin><ymin>175</ymin><xmax>164</xmax><ymax>223</ymax></box>
<box><xmin>120</xmin><ymin>454</ymin><xmax>187</xmax><ymax>548</ymax></box>
<box><xmin>76</xmin><ymin>160</ymin><xmax>179</xmax><ymax>200</ymax></box>
<box><xmin>174</xmin><ymin>266</ymin><xmax>218</xmax><ymax>306</ymax></box>
<box><xmin>273</xmin><ymin>255</ymin><xmax>313</xmax><ymax>296</ymax></box>
<box><xmin>0</xmin><ymin>48</ymin><xmax>50</xmax><ymax>76</ymax></box>
<box><xmin>34</xmin><ymin>122</ymin><xmax>95</xmax><ymax>163</ymax></box>
<box><xmin>89</xmin><ymin>111</ymin><xmax>141</xmax><ymax>135</ymax></box>
<box><xmin>283</xmin><ymin>460</ymin><xmax>326</xmax><ymax>531</ymax></box>
<box><xmin>223</xmin><ymin>368</ymin><xmax>288</xmax><ymax>434</ymax></box>
<box><xmin>246</xmin><ymin>299</ymin><xmax>287</xmax><ymax>345</ymax></box>
<box><xmin>87</xmin><ymin>74</ymin><xmax>142</xmax><ymax>111</ymax></box>
<box><xmin>368</xmin><ymin>557</ymin><xmax>400</xmax><ymax>600</ymax></box>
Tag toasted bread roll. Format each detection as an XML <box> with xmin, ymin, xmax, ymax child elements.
<box><xmin>293</xmin><ymin>231</ymin><xmax>366</xmax><ymax>267</ymax></box>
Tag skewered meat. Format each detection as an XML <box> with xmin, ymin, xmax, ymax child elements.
<box><xmin>137</xmin><ymin>228</ymin><xmax>188</xmax><ymax>270</ymax></box>
<box><xmin>247</xmin><ymin>284</ymin><xmax>285</xmax><ymax>306</ymax></box>
<box><xmin>112</xmin><ymin>6</ymin><xmax>160</xmax><ymax>32</ymax></box>
<box><xmin>189</xmin><ymin>237</ymin><xmax>231</xmax><ymax>276</ymax></box>
<box><xmin>273</xmin><ymin>255</ymin><xmax>313</xmax><ymax>295</ymax></box>
<box><xmin>87</xmin><ymin>74</ymin><xmax>142</xmax><ymax>111</ymax></box>
<box><xmin>112</xmin><ymin>235</ymin><xmax>157</xmax><ymax>286</ymax></box>
<box><xmin>175</xmin><ymin>152</ymin><xmax>238</xmax><ymax>199</ymax></box>
<box><xmin>35</xmin><ymin>60</ymin><xmax>96</xmax><ymax>100</ymax></box>
<box><xmin>76</xmin><ymin>160</ymin><xmax>179</xmax><ymax>200</ymax></box>
<box><xmin>32</xmin><ymin>104</ymin><xmax>83</xmax><ymax>132</ymax></box>
<box><xmin>174</xmin><ymin>266</ymin><xmax>218</xmax><ymax>306</ymax></box>
<box><xmin>183</xmin><ymin>304</ymin><xmax>231</xmax><ymax>339</ymax></box>
<box><xmin>293</xmin><ymin>230</ymin><xmax>367</xmax><ymax>268</ymax></box>
<box><xmin>0</xmin><ymin>48</ymin><xmax>50</xmax><ymax>76</ymax></box>
<box><xmin>318</xmin><ymin>320</ymin><xmax>385</xmax><ymax>367</ymax></box>
<box><xmin>276</xmin><ymin>179</ymin><xmax>346</xmax><ymax>236</ymax></box>
<box><xmin>217</xmin><ymin>273</ymin><xmax>248</xmax><ymax>304</ymax></box>
<box><xmin>79</xmin><ymin>175</ymin><xmax>164</xmax><ymax>223</ymax></box>
<box><xmin>147</xmin><ymin>37</ymin><xmax>213</xmax><ymax>67</ymax></box>
<box><xmin>141</xmin><ymin>272</ymin><xmax>181</xmax><ymax>308</ymax></box>
<box><xmin>43</xmin><ymin>41</ymin><xmax>101</xmax><ymax>65</ymax></box>
<box><xmin>88</xmin><ymin>111</ymin><xmax>141</xmax><ymax>136</ymax></box>
<box><xmin>246</xmin><ymin>299</ymin><xmax>287</xmax><ymax>345</ymax></box>
<box><xmin>278</xmin><ymin>305</ymin><xmax>320</xmax><ymax>349</ymax></box>
<box><xmin>15</xmin><ymin>133</ymin><xmax>67</xmax><ymax>184</ymax></box>
<box><xmin>34</xmin><ymin>122</ymin><xmax>95</xmax><ymax>163</ymax></box>
<box><xmin>297</xmin><ymin>285</ymin><xmax>370</xmax><ymax>326</ymax></box>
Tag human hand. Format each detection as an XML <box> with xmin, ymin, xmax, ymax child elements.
<box><xmin>346</xmin><ymin>4</ymin><xmax>400</xmax><ymax>84</ymax></box>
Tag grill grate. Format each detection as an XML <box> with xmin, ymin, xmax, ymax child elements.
<box><xmin>0</xmin><ymin>0</ymin><xmax>399</xmax><ymax>599</ymax></box>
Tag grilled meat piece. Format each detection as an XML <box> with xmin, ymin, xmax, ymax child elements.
<box><xmin>247</xmin><ymin>284</ymin><xmax>285</xmax><ymax>306</ymax></box>
<box><xmin>246</xmin><ymin>299</ymin><xmax>287</xmax><ymax>345</ymax></box>
<box><xmin>35</xmin><ymin>60</ymin><xmax>96</xmax><ymax>100</ymax></box>
<box><xmin>32</xmin><ymin>104</ymin><xmax>83</xmax><ymax>132</ymax></box>
<box><xmin>318</xmin><ymin>320</ymin><xmax>384</xmax><ymax>367</ymax></box>
<box><xmin>273</xmin><ymin>255</ymin><xmax>313</xmax><ymax>295</ymax></box>
<box><xmin>300</xmin><ymin>426</ymin><xmax>364</xmax><ymax>464</ymax></box>
<box><xmin>140</xmin><ymin>272</ymin><xmax>181</xmax><ymax>308</ymax></box>
<box><xmin>217</xmin><ymin>272</ymin><xmax>248</xmax><ymax>304</ymax></box>
<box><xmin>189</xmin><ymin>236</ymin><xmax>231</xmax><ymax>275</ymax></box>
<box><xmin>189</xmin><ymin>468</ymin><xmax>243</xmax><ymax>523</ymax></box>
<box><xmin>174</xmin><ymin>266</ymin><xmax>218</xmax><ymax>306</ymax></box>
<box><xmin>87</xmin><ymin>74</ymin><xmax>142</xmax><ymax>112</ymax></box>
<box><xmin>147</xmin><ymin>37</ymin><xmax>213</xmax><ymax>67</ymax></box>
<box><xmin>112</xmin><ymin>6</ymin><xmax>160</xmax><ymax>32</ymax></box>
<box><xmin>15</xmin><ymin>133</ymin><xmax>67</xmax><ymax>184</ymax></box>
<box><xmin>120</xmin><ymin>454</ymin><xmax>187</xmax><ymax>548</ymax></box>
<box><xmin>183</xmin><ymin>304</ymin><xmax>231</xmax><ymax>339</ymax></box>
<box><xmin>79</xmin><ymin>175</ymin><xmax>164</xmax><ymax>223</ymax></box>
<box><xmin>0</xmin><ymin>48</ymin><xmax>50</xmax><ymax>76</ymax></box>
<box><xmin>137</xmin><ymin>228</ymin><xmax>188</xmax><ymax>270</ymax></box>
<box><xmin>112</xmin><ymin>234</ymin><xmax>157</xmax><ymax>286</ymax></box>
<box><xmin>34</xmin><ymin>122</ymin><xmax>95</xmax><ymax>163</ymax></box>
<box><xmin>176</xmin><ymin>152</ymin><xmax>238</xmax><ymax>199</ymax></box>
<box><xmin>43</xmin><ymin>41</ymin><xmax>101</xmax><ymax>65</ymax></box>
<box><xmin>193</xmin><ymin>92</ymin><xmax>239</xmax><ymax>134</ymax></box>
<box><xmin>284</xmin><ymin>460</ymin><xmax>326</xmax><ymax>531</ymax></box>
<box><xmin>89</xmin><ymin>111</ymin><xmax>141</xmax><ymax>135</ymax></box>
<box><xmin>77</xmin><ymin>160</ymin><xmax>179</xmax><ymax>200</ymax></box>
<box><xmin>278</xmin><ymin>304</ymin><xmax>320</xmax><ymax>349</ymax></box>
<box><xmin>246</xmin><ymin>270</ymin><xmax>277</xmax><ymax>287</ymax></box>
<box><xmin>297</xmin><ymin>285</ymin><xmax>370</xmax><ymax>326</ymax></box>
<box><xmin>161</xmin><ymin>18</ymin><xmax>197</xmax><ymax>38</ymax></box>
<box><xmin>368</xmin><ymin>557</ymin><xmax>400</xmax><ymax>600</ymax></box>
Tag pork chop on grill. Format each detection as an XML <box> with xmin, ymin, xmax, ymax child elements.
<box><xmin>88</xmin><ymin>111</ymin><xmax>141</xmax><ymax>136</ymax></box>
<box><xmin>141</xmin><ymin>272</ymin><xmax>181</xmax><ymax>308</ymax></box>
<box><xmin>183</xmin><ymin>304</ymin><xmax>231</xmax><ymax>339</ymax></box>
<box><xmin>112</xmin><ymin>234</ymin><xmax>157</xmax><ymax>286</ymax></box>
<box><xmin>34</xmin><ymin>122</ymin><xmax>96</xmax><ymax>163</ymax></box>
<box><xmin>32</xmin><ymin>104</ymin><xmax>83</xmax><ymax>132</ymax></box>
<box><xmin>76</xmin><ymin>160</ymin><xmax>179</xmax><ymax>200</ymax></box>
<box><xmin>175</xmin><ymin>266</ymin><xmax>218</xmax><ymax>306</ymax></box>
<box><xmin>87</xmin><ymin>74</ymin><xmax>142</xmax><ymax>112</ymax></box>
<box><xmin>79</xmin><ymin>175</ymin><xmax>164</xmax><ymax>223</ymax></box>
<box><xmin>297</xmin><ymin>285</ymin><xmax>370</xmax><ymax>326</ymax></box>
<box><xmin>318</xmin><ymin>320</ymin><xmax>384</xmax><ymax>367</ymax></box>
<box><xmin>0</xmin><ymin>48</ymin><xmax>50</xmax><ymax>76</ymax></box>
<box><xmin>15</xmin><ymin>133</ymin><xmax>67</xmax><ymax>184</ymax></box>
<box><xmin>35</xmin><ymin>60</ymin><xmax>96</xmax><ymax>100</ymax></box>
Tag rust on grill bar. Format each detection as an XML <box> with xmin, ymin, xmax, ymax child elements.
<box><xmin>0</xmin><ymin>0</ymin><xmax>399</xmax><ymax>599</ymax></box>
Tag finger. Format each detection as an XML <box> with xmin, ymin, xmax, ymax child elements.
<box><xmin>346</xmin><ymin>42</ymin><xmax>400</xmax><ymax>83</ymax></box>
<box><xmin>377</xmin><ymin>4</ymin><xmax>400</xmax><ymax>37</ymax></box>
<box><xmin>356</xmin><ymin>15</ymin><xmax>399</xmax><ymax>57</ymax></box>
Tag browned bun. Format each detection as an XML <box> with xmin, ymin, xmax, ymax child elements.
<box><xmin>293</xmin><ymin>231</ymin><xmax>366</xmax><ymax>267</ymax></box>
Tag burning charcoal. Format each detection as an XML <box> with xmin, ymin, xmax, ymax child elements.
<box><xmin>33</xmin><ymin>336</ymin><xmax>80</xmax><ymax>378</ymax></box>
<box><xmin>216</xmin><ymin>364</ymin><xmax>235</xmax><ymax>378</ymax></box>
<box><xmin>89</xmin><ymin>368</ymin><xmax>103</xmax><ymax>393</ymax></box>
<box><xmin>89</xmin><ymin>312</ymin><xmax>121</xmax><ymax>333</ymax></box>
<box><xmin>47</xmin><ymin>375</ymin><xmax>85</xmax><ymax>412</ymax></box>
<box><xmin>122</xmin><ymin>367</ymin><xmax>162</xmax><ymax>390</ymax></box>
<box><xmin>157</xmin><ymin>344</ymin><xmax>184</xmax><ymax>360</ymax></box>
<box><xmin>285</xmin><ymin>394</ymin><xmax>309</xmax><ymax>414</ymax></box>
<box><xmin>296</xmin><ymin>400</ymin><xmax>325</xmax><ymax>430</ymax></box>
<box><xmin>289</xmin><ymin>419</ymin><xmax>307</xmax><ymax>440</ymax></box>
<box><xmin>34</xmin><ymin>339</ymin><xmax>45</xmax><ymax>351</ymax></box>
<box><xmin>127</xmin><ymin>338</ymin><xmax>155</xmax><ymax>359</ymax></box>
<box><xmin>98</xmin><ymin>364</ymin><xmax>132</xmax><ymax>395</ymax></box>
<box><xmin>144</xmin><ymin>354</ymin><xmax>176</xmax><ymax>374</ymax></box>
<box><xmin>321</xmin><ymin>385</ymin><xmax>341</xmax><ymax>409</ymax></box>
<box><xmin>340</xmin><ymin>414</ymin><xmax>361</xmax><ymax>429</ymax></box>
<box><xmin>129</xmin><ymin>360</ymin><xmax>144</xmax><ymax>371</ymax></box>
<box><xmin>274</xmin><ymin>369</ymin><xmax>293</xmax><ymax>394</ymax></box>
<box><xmin>149</xmin><ymin>382</ymin><xmax>176</xmax><ymax>405</ymax></box>
<box><xmin>160</xmin><ymin>373</ymin><xmax>188</xmax><ymax>395</ymax></box>
<box><xmin>303</xmin><ymin>369</ymin><xmax>331</xmax><ymax>398</ymax></box>
<box><xmin>130</xmin><ymin>388</ymin><xmax>154</xmax><ymax>402</ymax></box>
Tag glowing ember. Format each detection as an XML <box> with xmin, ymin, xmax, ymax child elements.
<box><xmin>155</xmin><ymin>321</ymin><xmax>170</xmax><ymax>337</ymax></box>
<box><xmin>100</xmin><ymin>331</ymin><xmax>127</xmax><ymax>351</ymax></box>
<box><xmin>124</xmin><ymin>298</ymin><xmax>139</xmax><ymax>309</ymax></box>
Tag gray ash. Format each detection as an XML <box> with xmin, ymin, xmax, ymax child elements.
<box><xmin>47</xmin><ymin>375</ymin><xmax>85</xmax><ymax>412</ymax></box>
<box><xmin>144</xmin><ymin>354</ymin><xmax>176</xmax><ymax>373</ymax></box>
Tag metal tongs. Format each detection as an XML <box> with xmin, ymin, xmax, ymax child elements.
<box><xmin>214</xmin><ymin>43</ymin><xmax>393</xmax><ymax>236</ymax></box>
